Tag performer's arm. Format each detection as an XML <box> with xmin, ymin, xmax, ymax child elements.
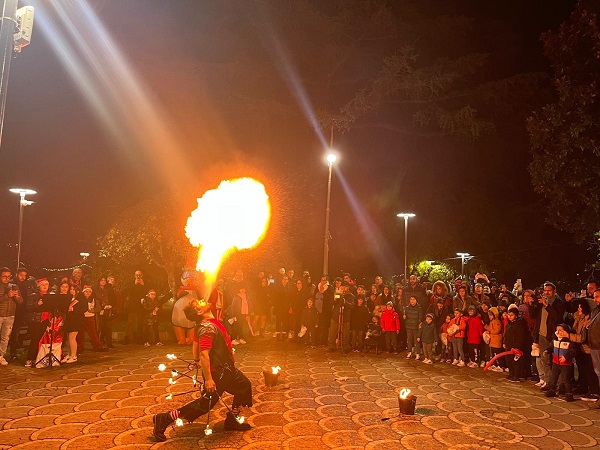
<box><xmin>192</xmin><ymin>340</ymin><xmax>199</xmax><ymax>362</ymax></box>
<box><xmin>199</xmin><ymin>349</ymin><xmax>216</xmax><ymax>392</ymax></box>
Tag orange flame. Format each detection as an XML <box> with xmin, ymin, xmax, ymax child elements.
<box><xmin>185</xmin><ymin>178</ymin><xmax>270</xmax><ymax>292</ymax></box>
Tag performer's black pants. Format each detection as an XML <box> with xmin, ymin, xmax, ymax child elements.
<box><xmin>178</xmin><ymin>366</ymin><xmax>253</xmax><ymax>422</ymax></box>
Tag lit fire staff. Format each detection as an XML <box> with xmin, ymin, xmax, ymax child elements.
<box><xmin>152</xmin><ymin>298</ymin><xmax>252</xmax><ymax>441</ymax></box>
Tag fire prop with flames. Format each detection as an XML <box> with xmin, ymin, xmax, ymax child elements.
<box><xmin>185</xmin><ymin>178</ymin><xmax>271</xmax><ymax>294</ymax></box>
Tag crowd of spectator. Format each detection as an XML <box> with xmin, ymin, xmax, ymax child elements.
<box><xmin>1</xmin><ymin>263</ymin><xmax>599</xmax><ymax>408</ymax></box>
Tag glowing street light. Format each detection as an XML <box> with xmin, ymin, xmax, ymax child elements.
<box><xmin>323</xmin><ymin>152</ymin><xmax>337</xmax><ymax>276</ymax></box>
<box><xmin>397</xmin><ymin>213</ymin><xmax>416</xmax><ymax>286</ymax></box>
<box><xmin>456</xmin><ymin>252</ymin><xmax>471</xmax><ymax>277</ymax></box>
<box><xmin>9</xmin><ymin>188</ymin><xmax>36</xmax><ymax>270</ymax></box>
<box><xmin>80</xmin><ymin>252</ymin><xmax>90</xmax><ymax>261</ymax></box>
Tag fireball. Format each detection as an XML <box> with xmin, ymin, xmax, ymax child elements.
<box><xmin>185</xmin><ymin>178</ymin><xmax>270</xmax><ymax>291</ymax></box>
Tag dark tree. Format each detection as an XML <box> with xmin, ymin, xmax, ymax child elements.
<box><xmin>527</xmin><ymin>0</ymin><xmax>600</xmax><ymax>242</ymax></box>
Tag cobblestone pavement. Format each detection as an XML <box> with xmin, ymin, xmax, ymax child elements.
<box><xmin>0</xmin><ymin>339</ymin><xmax>599</xmax><ymax>449</ymax></box>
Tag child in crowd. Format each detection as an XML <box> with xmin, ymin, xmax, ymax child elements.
<box><xmin>403</xmin><ymin>295</ymin><xmax>423</xmax><ymax>360</ymax></box>
<box><xmin>350</xmin><ymin>295</ymin><xmax>371</xmax><ymax>351</ymax></box>
<box><xmin>364</xmin><ymin>315</ymin><xmax>382</xmax><ymax>352</ymax></box>
<box><xmin>544</xmin><ymin>323</ymin><xmax>576</xmax><ymax>401</ymax></box>
<box><xmin>485</xmin><ymin>307</ymin><xmax>504</xmax><ymax>372</ymax></box>
<box><xmin>417</xmin><ymin>313</ymin><xmax>438</xmax><ymax>364</ymax></box>
<box><xmin>466</xmin><ymin>305</ymin><xmax>484</xmax><ymax>368</ymax></box>
<box><xmin>142</xmin><ymin>289</ymin><xmax>162</xmax><ymax>347</ymax></box>
<box><xmin>448</xmin><ymin>308</ymin><xmax>467</xmax><ymax>366</ymax></box>
<box><xmin>300</xmin><ymin>298</ymin><xmax>319</xmax><ymax>347</ymax></box>
<box><xmin>503</xmin><ymin>306</ymin><xmax>529</xmax><ymax>382</ymax></box>
<box><xmin>440</xmin><ymin>314</ymin><xmax>453</xmax><ymax>363</ymax></box>
<box><xmin>380</xmin><ymin>301</ymin><xmax>400</xmax><ymax>353</ymax></box>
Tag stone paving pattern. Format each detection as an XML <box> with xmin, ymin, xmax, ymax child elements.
<box><xmin>0</xmin><ymin>339</ymin><xmax>599</xmax><ymax>449</ymax></box>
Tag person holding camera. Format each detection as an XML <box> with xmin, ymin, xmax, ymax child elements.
<box><xmin>0</xmin><ymin>267</ymin><xmax>23</xmax><ymax>365</ymax></box>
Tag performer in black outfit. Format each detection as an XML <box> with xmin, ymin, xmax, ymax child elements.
<box><xmin>152</xmin><ymin>298</ymin><xmax>252</xmax><ymax>441</ymax></box>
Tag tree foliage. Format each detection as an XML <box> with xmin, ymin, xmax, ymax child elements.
<box><xmin>97</xmin><ymin>195</ymin><xmax>194</xmax><ymax>293</ymax></box>
<box><xmin>527</xmin><ymin>0</ymin><xmax>600</xmax><ymax>242</ymax></box>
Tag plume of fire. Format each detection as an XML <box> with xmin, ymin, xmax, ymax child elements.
<box><xmin>399</xmin><ymin>388</ymin><xmax>411</xmax><ymax>399</ymax></box>
<box><xmin>185</xmin><ymin>178</ymin><xmax>270</xmax><ymax>292</ymax></box>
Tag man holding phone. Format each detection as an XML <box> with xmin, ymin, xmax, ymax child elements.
<box><xmin>0</xmin><ymin>267</ymin><xmax>23</xmax><ymax>365</ymax></box>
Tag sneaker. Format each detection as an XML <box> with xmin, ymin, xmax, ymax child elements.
<box><xmin>231</xmin><ymin>340</ymin><xmax>240</xmax><ymax>345</ymax></box>
<box><xmin>581</xmin><ymin>394</ymin><xmax>599</xmax><ymax>402</ymax></box>
<box><xmin>452</xmin><ymin>359</ymin><xmax>459</xmax><ymax>366</ymax></box>
<box><xmin>508</xmin><ymin>377</ymin><xmax>521</xmax><ymax>383</ymax></box>
<box><xmin>405</xmin><ymin>352</ymin><xmax>412</xmax><ymax>359</ymax></box>
<box><xmin>534</xmin><ymin>379</ymin><xmax>545</xmax><ymax>387</ymax></box>
<box><xmin>61</xmin><ymin>356</ymin><xmax>72</xmax><ymax>363</ymax></box>
<box><xmin>479</xmin><ymin>361</ymin><xmax>486</xmax><ymax>368</ymax></box>
<box><xmin>223</xmin><ymin>412</ymin><xmax>251</xmax><ymax>431</ymax></box>
<box><xmin>545</xmin><ymin>390</ymin><xmax>557</xmax><ymax>397</ymax></box>
<box><xmin>24</xmin><ymin>360</ymin><xmax>32</xmax><ymax>368</ymax></box>
<box><xmin>446</xmin><ymin>359</ymin><xmax>452</xmax><ymax>364</ymax></box>
<box><xmin>238</xmin><ymin>338</ymin><xmax>246</xmax><ymax>345</ymax></box>
<box><xmin>422</xmin><ymin>358</ymin><xmax>430</xmax><ymax>364</ymax></box>
<box><xmin>156</xmin><ymin>342</ymin><xmax>164</xmax><ymax>346</ymax></box>
<box><xmin>457</xmin><ymin>360</ymin><xmax>465</xmax><ymax>367</ymax></box>
<box><xmin>415</xmin><ymin>354</ymin><xmax>421</xmax><ymax>360</ymax></box>
<box><xmin>425</xmin><ymin>359</ymin><xmax>433</xmax><ymax>365</ymax></box>
<box><xmin>66</xmin><ymin>356</ymin><xmax>77</xmax><ymax>364</ymax></box>
<box><xmin>144</xmin><ymin>342</ymin><xmax>151</xmax><ymax>347</ymax></box>
<box><xmin>467</xmin><ymin>361</ymin><xmax>478</xmax><ymax>368</ymax></box>
<box><xmin>0</xmin><ymin>357</ymin><xmax>8</xmax><ymax>366</ymax></box>
<box><xmin>152</xmin><ymin>412</ymin><xmax>174</xmax><ymax>442</ymax></box>
<box><xmin>503</xmin><ymin>367</ymin><xmax>510</xmax><ymax>373</ymax></box>
<box><xmin>272</xmin><ymin>332</ymin><xmax>279</xmax><ymax>338</ymax></box>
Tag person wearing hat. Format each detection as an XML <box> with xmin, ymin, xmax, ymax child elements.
<box><xmin>503</xmin><ymin>306</ymin><xmax>529</xmax><ymax>382</ymax></box>
<box><xmin>76</xmin><ymin>286</ymin><xmax>106</xmax><ymax>352</ymax></box>
<box><xmin>543</xmin><ymin>323</ymin><xmax>576</xmax><ymax>401</ymax></box>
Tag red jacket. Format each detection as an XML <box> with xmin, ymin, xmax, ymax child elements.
<box><xmin>466</xmin><ymin>314</ymin><xmax>484</xmax><ymax>345</ymax></box>
<box><xmin>381</xmin><ymin>309</ymin><xmax>401</xmax><ymax>332</ymax></box>
<box><xmin>449</xmin><ymin>315</ymin><xmax>468</xmax><ymax>339</ymax></box>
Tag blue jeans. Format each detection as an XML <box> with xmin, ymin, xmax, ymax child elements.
<box><xmin>0</xmin><ymin>316</ymin><xmax>15</xmax><ymax>357</ymax></box>
<box><xmin>452</xmin><ymin>337</ymin><xmax>465</xmax><ymax>361</ymax></box>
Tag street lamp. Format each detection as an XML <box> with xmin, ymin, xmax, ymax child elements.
<box><xmin>80</xmin><ymin>252</ymin><xmax>90</xmax><ymax>261</ymax></box>
<box><xmin>397</xmin><ymin>213</ymin><xmax>416</xmax><ymax>286</ymax></box>
<box><xmin>9</xmin><ymin>188</ymin><xmax>36</xmax><ymax>270</ymax></box>
<box><xmin>456</xmin><ymin>252</ymin><xmax>471</xmax><ymax>277</ymax></box>
<box><xmin>323</xmin><ymin>152</ymin><xmax>337</xmax><ymax>276</ymax></box>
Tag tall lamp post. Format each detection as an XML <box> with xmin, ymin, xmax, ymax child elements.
<box><xmin>456</xmin><ymin>252</ymin><xmax>471</xmax><ymax>277</ymax></box>
<box><xmin>397</xmin><ymin>213</ymin><xmax>416</xmax><ymax>286</ymax></box>
<box><xmin>323</xmin><ymin>152</ymin><xmax>337</xmax><ymax>276</ymax></box>
<box><xmin>9</xmin><ymin>188</ymin><xmax>36</xmax><ymax>270</ymax></box>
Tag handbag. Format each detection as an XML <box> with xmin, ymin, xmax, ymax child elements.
<box><xmin>482</xmin><ymin>331</ymin><xmax>491</xmax><ymax>345</ymax></box>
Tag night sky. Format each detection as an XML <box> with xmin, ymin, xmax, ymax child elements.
<box><xmin>0</xmin><ymin>0</ymin><xmax>589</xmax><ymax>288</ymax></box>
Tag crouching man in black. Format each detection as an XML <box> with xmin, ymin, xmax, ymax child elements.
<box><xmin>153</xmin><ymin>298</ymin><xmax>252</xmax><ymax>441</ymax></box>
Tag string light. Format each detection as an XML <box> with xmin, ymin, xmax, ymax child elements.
<box><xmin>41</xmin><ymin>263</ymin><xmax>93</xmax><ymax>272</ymax></box>
<box><xmin>175</xmin><ymin>418</ymin><xmax>183</xmax><ymax>427</ymax></box>
<box><xmin>236</xmin><ymin>415</ymin><xmax>245</xmax><ymax>424</ymax></box>
<box><xmin>158</xmin><ymin>364</ymin><xmax>166</xmax><ymax>371</ymax></box>
<box><xmin>166</xmin><ymin>394</ymin><xmax>173</xmax><ymax>400</ymax></box>
<box><xmin>168</xmin><ymin>378</ymin><xmax>176</xmax><ymax>385</ymax></box>
<box><xmin>204</xmin><ymin>424</ymin><xmax>213</xmax><ymax>435</ymax></box>
<box><xmin>166</xmin><ymin>354</ymin><xmax>177</xmax><ymax>360</ymax></box>
<box><xmin>171</xmin><ymin>369</ymin><xmax>178</xmax><ymax>377</ymax></box>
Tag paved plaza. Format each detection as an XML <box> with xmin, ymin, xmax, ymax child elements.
<box><xmin>0</xmin><ymin>339</ymin><xmax>598</xmax><ymax>449</ymax></box>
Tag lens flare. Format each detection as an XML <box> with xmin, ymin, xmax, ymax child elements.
<box><xmin>186</xmin><ymin>178</ymin><xmax>271</xmax><ymax>290</ymax></box>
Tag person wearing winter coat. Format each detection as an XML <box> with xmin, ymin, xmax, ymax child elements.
<box><xmin>403</xmin><ymin>296</ymin><xmax>423</xmax><ymax>359</ymax></box>
<box><xmin>380</xmin><ymin>302</ymin><xmax>400</xmax><ymax>353</ymax></box>
<box><xmin>544</xmin><ymin>323</ymin><xmax>577</xmax><ymax>401</ymax></box>
<box><xmin>364</xmin><ymin>315</ymin><xmax>382</xmax><ymax>352</ymax></box>
<box><xmin>417</xmin><ymin>313</ymin><xmax>438</xmax><ymax>364</ymax></box>
<box><xmin>429</xmin><ymin>281</ymin><xmax>452</xmax><ymax>308</ymax></box>
<box><xmin>503</xmin><ymin>306</ymin><xmax>529</xmax><ymax>382</ymax></box>
<box><xmin>465</xmin><ymin>305</ymin><xmax>485</xmax><ymax>367</ymax></box>
<box><xmin>350</xmin><ymin>295</ymin><xmax>371</xmax><ymax>351</ymax></box>
<box><xmin>300</xmin><ymin>298</ymin><xmax>319</xmax><ymax>346</ymax></box>
<box><xmin>448</xmin><ymin>308</ymin><xmax>468</xmax><ymax>366</ymax></box>
<box><xmin>485</xmin><ymin>307</ymin><xmax>504</xmax><ymax>372</ymax></box>
<box><xmin>568</xmin><ymin>302</ymin><xmax>599</xmax><ymax>400</ymax></box>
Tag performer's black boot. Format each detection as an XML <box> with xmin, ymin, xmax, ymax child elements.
<box><xmin>153</xmin><ymin>412</ymin><xmax>174</xmax><ymax>441</ymax></box>
<box><xmin>224</xmin><ymin>412</ymin><xmax>251</xmax><ymax>431</ymax></box>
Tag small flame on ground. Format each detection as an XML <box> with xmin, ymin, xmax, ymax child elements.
<box><xmin>166</xmin><ymin>394</ymin><xmax>173</xmax><ymax>400</ymax></box>
<box><xmin>168</xmin><ymin>378</ymin><xmax>176</xmax><ymax>385</ymax></box>
<box><xmin>399</xmin><ymin>388</ymin><xmax>411</xmax><ymax>399</ymax></box>
<box><xmin>236</xmin><ymin>415</ymin><xmax>245</xmax><ymax>424</ymax></box>
<box><xmin>204</xmin><ymin>425</ymin><xmax>213</xmax><ymax>435</ymax></box>
<box><xmin>171</xmin><ymin>369</ymin><xmax>178</xmax><ymax>377</ymax></box>
<box><xmin>271</xmin><ymin>366</ymin><xmax>281</xmax><ymax>375</ymax></box>
<box><xmin>185</xmin><ymin>178</ymin><xmax>270</xmax><ymax>292</ymax></box>
<box><xmin>158</xmin><ymin>363</ymin><xmax>166</xmax><ymax>371</ymax></box>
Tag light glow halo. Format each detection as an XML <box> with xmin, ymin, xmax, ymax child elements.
<box><xmin>185</xmin><ymin>178</ymin><xmax>271</xmax><ymax>290</ymax></box>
